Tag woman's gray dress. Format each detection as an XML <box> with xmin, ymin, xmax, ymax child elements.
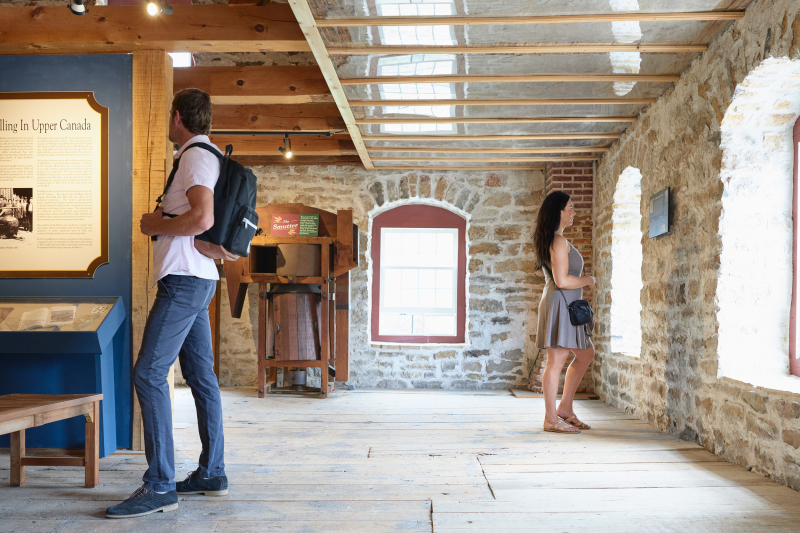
<box><xmin>536</xmin><ymin>236</ymin><xmax>594</xmax><ymax>349</ymax></box>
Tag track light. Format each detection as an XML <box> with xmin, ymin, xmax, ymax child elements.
<box><xmin>147</xmin><ymin>1</ymin><xmax>173</xmax><ymax>16</ymax></box>
<box><xmin>278</xmin><ymin>134</ymin><xmax>293</xmax><ymax>159</ymax></box>
<box><xmin>69</xmin><ymin>0</ymin><xmax>86</xmax><ymax>16</ymax></box>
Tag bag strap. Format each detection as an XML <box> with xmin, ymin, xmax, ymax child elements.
<box><xmin>544</xmin><ymin>262</ymin><xmax>584</xmax><ymax>309</ymax></box>
<box><xmin>154</xmin><ymin>142</ymin><xmax>227</xmax><ymax>208</ymax></box>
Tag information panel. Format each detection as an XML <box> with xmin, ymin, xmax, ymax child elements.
<box><xmin>0</xmin><ymin>92</ymin><xmax>108</xmax><ymax>278</ymax></box>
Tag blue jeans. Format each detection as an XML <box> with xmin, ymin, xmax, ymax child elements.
<box><xmin>133</xmin><ymin>275</ymin><xmax>225</xmax><ymax>492</ymax></box>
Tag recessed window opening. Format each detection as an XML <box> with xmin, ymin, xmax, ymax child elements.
<box><xmin>717</xmin><ymin>57</ymin><xmax>800</xmax><ymax>392</ymax></box>
<box><xmin>371</xmin><ymin>204</ymin><xmax>467</xmax><ymax>344</ymax></box>
<box><xmin>168</xmin><ymin>53</ymin><xmax>192</xmax><ymax>68</ymax></box>
<box><xmin>610</xmin><ymin>166</ymin><xmax>643</xmax><ymax>358</ymax></box>
<box><xmin>376</xmin><ymin>0</ymin><xmax>457</xmax><ymax>46</ymax></box>
<box><xmin>377</xmin><ymin>54</ymin><xmax>456</xmax><ymax>133</ymax></box>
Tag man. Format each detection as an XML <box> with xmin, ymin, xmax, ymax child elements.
<box><xmin>106</xmin><ymin>88</ymin><xmax>228</xmax><ymax>519</ymax></box>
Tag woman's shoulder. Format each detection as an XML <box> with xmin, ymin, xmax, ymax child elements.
<box><xmin>552</xmin><ymin>234</ymin><xmax>570</xmax><ymax>251</ymax></box>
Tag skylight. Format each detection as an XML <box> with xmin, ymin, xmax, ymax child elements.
<box><xmin>376</xmin><ymin>0</ymin><xmax>457</xmax><ymax>46</ymax></box>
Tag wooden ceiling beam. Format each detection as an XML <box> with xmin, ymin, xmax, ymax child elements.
<box><xmin>351</xmin><ymin>98</ymin><xmax>656</xmax><ymax>106</ymax></box>
<box><xmin>236</xmin><ymin>155</ymin><xmax>362</xmax><ymax>166</ymax></box>
<box><xmin>315</xmin><ymin>11</ymin><xmax>745</xmax><ymax>27</ymax></box>
<box><xmin>209</xmin><ymin>136</ymin><xmax>357</xmax><ymax>157</ymax></box>
<box><xmin>372</xmin><ymin>156</ymin><xmax>601</xmax><ymax>162</ymax></box>
<box><xmin>210</xmin><ymin>104</ymin><xmax>346</xmax><ymax>132</ymax></box>
<box><xmin>367</xmin><ymin>146</ymin><xmax>610</xmax><ymax>154</ymax></box>
<box><xmin>373</xmin><ymin>165</ymin><xmax>545</xmax><ymax>171</ymax></box>
<box><xmin>328</xmin><ymin>44</ymin><xmax>707</xmax><ymax>55</ymax></box>
<box><xmin>357</xmin><ymin>117</ymin><xmax>636</xmax><ymax>124</ymax></box>
<box><xmin>0</xmin><ymin>5</ymin><xmax>310</xmax><ymax>54</ymax></box>
<box><xmin>174</xmin><ymin>67</ymin><xmax>333</xmax><ymax>105</ymax></box>
<box><xmin>342</xmin><ymin>74</ymin><xmax>679</xmax><ymax>85</ymax></box>
<box><xmin>288</xmin><ymin>0</ymin><xmax>374</xmax><ymax>169</ymax></box>
<box><xmin>362</xmin><ymin>134</ymin><xmax>621</xmax><ymax>141</ymax></box>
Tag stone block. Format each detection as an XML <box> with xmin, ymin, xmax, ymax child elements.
<box><xmin>775</xmin><ymin>400</ymin><xmax>800</xmax><ymax>419</ymax></box>
<box><xmin>485</xmin><ymin>174</ymin><xmax>502</xmax><ymax>187</ymax></box>
<box><xmin>491</xmin><ymin>317</ymin><xmax>511</xmax><ymax>325</ymax></box>
<box><xmin>493</xmin><ymin>226</ymin><xmax>523</xmax><ymax>241</ymax></box>
<box><xmin>483</xmin><ymin>192</ymin><xmax>512</xmax><ymax>208</ymax></box>
<box><xmin>783</xmin><ymin>429</ymin><xmax>800</xmax><ymax>449</ymax></box>
<box><xmin>464</xmin><ymin>349</ymin><xmax>490</xmax><ymax>358</ymax></box>
<box><xmin>501</xmin><ymin>348</ymin><xmax>523</xmax><ymax>361</ymax></box>
<box><xmin>472</xmin><ymin>299</ymin><xmax>503</xmax><ymax>313</ymax></box>
<box><xmin>491</xmin><ymin>333</ymin><xmax>509</xmax><ymax>343</ymax></box>
<box><xmin>487</xmin><ymin>361</ymin><xmax>520</xmax><ymax>374</ymax></box>
<box><xmin>742</xmin><ymin>391</ymin><xmax>768</xmax><ymax>414</ymax></box>
<box><xmin>419</xmin><ymin>176</ymin><xmax>432</xmax><ymax>198</ymax></box>
<box><xmin>434</xmin><ymin>350</ymin><xmax>457</xmax><ymax>359</ymax></box>
<box><xmin>368</xmin><ymin>181</ymin><xmax>385</xmax><ymax>206</ymax></box>
<box><xmin>470</xmin><ymin>243</ymin><xmax>502</xmax><ymax>256</ymax></box>
<box><xmin>441</xmin><ymin>360</ymin><xmax>457</xmax><ymax>372</ymax></box>
<box><xmin>463</xmin><ymin>362</ymin><xmax>482</xmax><ymax>372</ymax></box>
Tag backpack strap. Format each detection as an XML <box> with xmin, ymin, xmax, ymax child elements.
<box><xmin>154</xmin><ymin>142</ymin><xmax>226</xmax><ymax>208</ymax></box>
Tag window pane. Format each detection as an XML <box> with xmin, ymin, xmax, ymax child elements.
<box><xmin>401</xmin><ymin>288</ymin><xmax>419</xmax><ymax>307</ymax></box>
<box><xmin>436</xmin><ymin>269</ymin><xmax>453</xmax><ymax>289</ymax></box>
<box><xmin>384</xmin><ymin>268</ymin><xmax>402</xmax><ymax>289</ymax></box>
<box><xmin>419</xmin><ymin>269</ymin><xmax>436</xmax><ymax>289</ymax></box>
<box><xmin>418</xmin><ymin>288</ymin><xmax>436</xmax><ymax>308</ymax></box>
<box><xmin>412</xmin><ymin>314</ymin><xmax>424</xmax><ymax>335</ymax></box>
<box><xmin>401</xmin><ymin>269</ymin><xmax>418</xmax><ymax>288</ymax></box>
<box><xmin>424</xmin><ymin>314</ymin><xmax>456</xmax><ymax>335</ymax></box>
<box><xmin>380</xmin><ymin>313</ymin><xmax>412</xmax><ymax>335</ymax></box>
<box><xmin>384</xmin><ymin>288</ymin><xmax>402</xmax><ymax>308</ymax></box>
<box><xmin>436</xmin><ymin>289</ymin><xmax>452</xmax><ymax>308</ymax></box>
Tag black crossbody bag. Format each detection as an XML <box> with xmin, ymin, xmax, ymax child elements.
<box><xmin>545</xmin><ymin>265</ymin><xmax>594</xmax><ymax>326</ymax></box>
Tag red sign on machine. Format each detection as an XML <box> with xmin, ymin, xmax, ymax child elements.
<box><xmin>270</xmin><ymin>214</ymin><xmax>300</xmax><ymax>237</ymax></box>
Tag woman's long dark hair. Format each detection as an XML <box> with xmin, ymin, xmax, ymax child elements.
<box><xmin>533</xmin><ymin>191</ymin><xmax>571</xmax><ymax>270</ymax></box>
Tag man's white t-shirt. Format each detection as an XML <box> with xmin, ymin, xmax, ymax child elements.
<box><xmin>152</xmin><ymin>135</ymin><xmax>221</xmax><ymax>285</ymax></box>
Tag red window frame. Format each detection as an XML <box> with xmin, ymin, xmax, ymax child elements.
<box><xmin>791</xmin><ymin>116</ymin><xmax>800</xmax><ymax>377</ymax></box>
<box><xmin>371</xmin><ymin>204</ymin><xmax>467</xmax><ymax>344</ymax></box>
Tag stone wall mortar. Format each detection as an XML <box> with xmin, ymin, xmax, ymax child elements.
<box><xmin>592</xmin><ymin>0</ymin><xmax>800</xmax><ymax>490</ymax></box>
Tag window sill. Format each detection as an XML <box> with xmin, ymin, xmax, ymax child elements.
<box><xmin>721</xmin><ymin>374</ymin><xmax>800</xmax><ymax>395</ymax></box>
<box><xmin>370</xmin><ymin>342</ymin><xmax>468</xmax><ymax>349</ymax></box>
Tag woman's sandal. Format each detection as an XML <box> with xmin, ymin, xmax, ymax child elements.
<box><xmin>559</xmin><ymin>414</ymin><xmax>591</xmax><ymax>430</ymax></box>
<box><xmin>543</xmin><ymin>419</ymin><xmax>581</xmax><ymax>434</ymax></box>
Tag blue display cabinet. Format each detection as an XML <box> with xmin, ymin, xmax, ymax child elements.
<box><xmin>0</xmin><ymin>297</ymin><xmax>125</xmax><ymax>457</ymax></box>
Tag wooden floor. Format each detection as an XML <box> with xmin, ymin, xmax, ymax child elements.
<box><xmin>2</xmin><ymin>388</ymin><xmax>800</xmax><ymax>532</ymax></box>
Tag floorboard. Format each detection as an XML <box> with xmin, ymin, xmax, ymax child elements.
<box><xmin>0</xmin><ymin>387</ymin><xmax>798</xmax><ymax>532</ymax></box>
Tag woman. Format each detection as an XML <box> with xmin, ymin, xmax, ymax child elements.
<box><xmin>534</xmin><ymin>191</ymin><xmax>595</xmax><ymax>434</ymax></box>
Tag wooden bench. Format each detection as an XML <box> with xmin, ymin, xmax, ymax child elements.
<box><xmin>0</xmin><ymin>394</ymin><xmax>103</xmax><ymax>488</ymax></box>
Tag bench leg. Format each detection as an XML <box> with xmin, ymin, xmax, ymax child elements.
<box><xmin>84</xmin><ymin>401</ymin><xmax>99</xmax><ymax>488</ymax></box>
<box><xmin>10</xmin><ymin>430</ymin><xmax>25</xmax><ymax>486</ymax></box>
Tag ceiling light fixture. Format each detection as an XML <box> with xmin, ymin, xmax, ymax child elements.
<box><xmin>278</xmin><ymin>134</ymin><xmax>293</xmax><ymax>159</ymax></box>
<box><xmin>69</xmin><ymin>0</ymin><xmax>86</xmax><ymax>16</ymax></box>
<box><xmin>147</xmin><ymin>1</ymin><xmax>173</xmax><ymax>16</ymax></box>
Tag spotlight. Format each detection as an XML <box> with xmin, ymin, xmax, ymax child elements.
<box><xmin>147</xmin><ymin>1</ymin><xmax>173</xmax><ymax>16</ymax></box>
<box><xmin>278</xmin><ymin>134</ymin><xmax>293</xmax><ymax>159</ymax></box>
<box><xmin>69</xmin><ymin>0</ymin><xmax>86</xmax><ymax>16</ymax></box>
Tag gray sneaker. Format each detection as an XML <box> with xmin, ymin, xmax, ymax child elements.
<box><xmin>176</xmin><ymin>468</ymin><xmax>229</xmax><ymax>496</ymax></box>
<box><xmin>105</xmin><ymin>486</ymin><xmax>178</xmax><ymax>519</ymax></box>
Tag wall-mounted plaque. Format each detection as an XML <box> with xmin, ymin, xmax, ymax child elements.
<box><xmin>0</xmin><ymin>92</ymin><xmax>108</xmax><ymax>278</ymax></box>
<box><xmin>649</xmin><ymin>187</ymin><xmax>670</xmax><ymax>238</ymax></box>
<box><xmin>270</xmin><ymin>214</ymin><xmax>319</xmax><ymax>237</ymax></box>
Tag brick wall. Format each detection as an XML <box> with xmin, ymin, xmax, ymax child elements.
<box><xmin>529</xmin><ymin>162</ymin><xmax>595</xmax><ymax>394</ymax></box>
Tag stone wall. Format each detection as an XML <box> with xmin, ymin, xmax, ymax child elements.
<box><xmin>184</xmin><ymin>167</ymin><xmax>548</xmax><ymax>390</ymax></box>
<box><xmin>592</xmin><ymin>0</ymin><xmax>800</xmax><ymax>491</ymax></box>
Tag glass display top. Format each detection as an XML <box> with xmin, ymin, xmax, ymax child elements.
<box><xmin>0</xmin><ymin>297</ymin><xmax>119</xmax><ymax>333</ymax></box>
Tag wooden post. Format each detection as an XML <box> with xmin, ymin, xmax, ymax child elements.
<box><xmin>10</xmin><ymin>429</ymin><xmax>24</xmax><ymax>486</ymax></box>
<box><xmin>335</xmin><ymin>272</ymin><xmax>350</xmax><ymax>383</ymax></box>
<box><xmin>84</xmin><ymin>401</ymin><xmax>100</xmax><ymax>488</ymax></box>
<box><xmin>131</xmin><ymin>50</ymin><xmax>174</xmax><ymax>451</ymax></box>
<box><xmin>257</xmin><ymin>283</ymin><xmax>267</xmax><ymax>398</ymax></box>
<box><xmin>319</xmin><ymin>244</ymin><xmax>331</xmax><ymax>398</ymax></box>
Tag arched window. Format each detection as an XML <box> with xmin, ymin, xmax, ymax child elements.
<box><xmin>610</xmin><ymin>167</ymin><xmax>643</xmax><ymax>358</ymax></box>
<box><xmin>792</xmin><ymin>116</ymin><xmax>800</xmax><ymax>377</ymax></box>
<box><xmin>370</xmin><ymin>204</ymin><xmax>467</xmax><ymax>344</ymax></box>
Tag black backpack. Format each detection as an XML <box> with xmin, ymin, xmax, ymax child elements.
<box><xmin>155</xmin><ymin>142</ymin><xmax>259</xmax><ymax>257</ymax></box>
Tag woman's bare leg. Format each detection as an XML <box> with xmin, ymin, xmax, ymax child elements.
<box><xmin>557</xmin><ymin>346</ymin><xmax>595</xmax><ymax>419</ymax></box>
<box><xmin>542</xmin><ymin>347</ymin><xmax>571</xmax><ymax>427</ymax></box>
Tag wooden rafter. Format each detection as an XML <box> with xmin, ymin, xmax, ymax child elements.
<box><xmin>174</xmin><ymin>67</ymin><xmax>332</xmax><ymax>105</ymax></box>
<box><xmin>210</xmin><ymin>104</ymin><xmax>346</xmax><ymax>132</ymax></box>
<box><xmin>366</xmin><ymin>147</ymin><xmax>610</xmax><ymax>154</ymax></box>
<box><xmin>315</xmin><ymin>11</ymin><xmax>745</xmax><ymax>27</ymax></box>
<box><xmin>351</xmin><ymin>98</ymin><xmax>656</xmax><ymax>107</ymax></box>
<box><xmin>373</xmin><ymin>165</ymin><xmax>545</xmax><ymax>171</ymax></box>
<box><xmin>0</xmin><ymin>5</ymin><xmax>310</xmax><ymax>54</ymax></box>
<box><xmin>288</xmin><ymin>0</ymin><xmax>373</xmax><ymax>169</ymax></box>
<box><xmin>357</xmin><ymin>117</ymin><xmax>636</xmax><ymax>124</ymax></box>
<box><xmin>371</xmin><ymin>156</ymin><xmax>601</xmax><ymax>162</ymax></box>
<box><xmin>362</xmin><ymin>134</ymin><xmax>621</xmax><ymax>141</ymax></box>
<box><xmin>342</xmin><ymin>74</ymin><xmax>680</xmax><ymax>85</ymax></box>
<box><xmin>328</xmin><ymin>44</ymin><xmax>707</xmax><ymax>55</ymax></box>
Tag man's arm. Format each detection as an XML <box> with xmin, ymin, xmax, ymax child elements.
<box><xmin>139</xmin><ymin>185</ymin><xmax>214</xmax><ymax>237</ymax></box>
